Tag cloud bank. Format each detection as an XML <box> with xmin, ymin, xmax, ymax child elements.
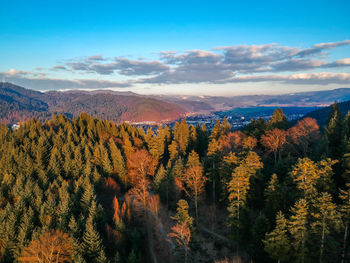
<box><xmin>2</xmin><ymin>40</ymin><xmax>350</xmax><ymax>91</ymax></box>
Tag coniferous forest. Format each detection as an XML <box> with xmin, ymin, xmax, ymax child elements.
<box><xmin>0</xmin><ymin>105</ymin><xmax>349</xmax><ymax>263</ymax></box>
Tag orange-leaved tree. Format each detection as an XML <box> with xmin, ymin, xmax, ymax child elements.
<box><xmin>288</xmin><ymin>117</ymin><xmax>320</xmax><ymax>157</ymax></box>
<box><xmin>19</xmin><ymin>230</ymin><xmax>73</xmax><ymax>263</ymax></box>
<box><xmin>261</xmin><ymin>128</ymin><xmax>287</xmax><ymax>164</ymax></box>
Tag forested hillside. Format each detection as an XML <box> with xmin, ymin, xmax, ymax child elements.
<box><xmin>0</xmin><ymin>83</ymin><xmax>186</xmax><ymax>124</ymax></box>
<box><xmin>305</xmin><ymin>99</ymin><xmax>350</xmax><ymax>127</ymax></box>
<box><xmin>0</xmin><ymin>83</ymin><xmax>50</xmax><ymax>124</ymax></box>
<box><xmin>0</xmin><ymin>105</ymin><xmax>349</xmax><ymax>263</ymax></box>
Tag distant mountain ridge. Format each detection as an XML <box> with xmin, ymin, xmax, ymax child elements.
<box><xmin>161</xmin><ymin>88</ymin><xmax>350</xmax><ymax>111</ymax></box>
<box><xmin>0</xmin><ymin>82</ymin><xmax>186</xmax><ymax>124</ymax></box>
<box><xmin>2</xmin><ymin>82</ymin><xmax>350</xmax><ymax>125</ymax></box>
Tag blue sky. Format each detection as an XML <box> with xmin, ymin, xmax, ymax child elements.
<box><xmin>1</xmin><ymin>0</ymin><xmax>350</xmax><ymax>95</ymax></box>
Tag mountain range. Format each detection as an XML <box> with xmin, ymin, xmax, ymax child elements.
<box><xmin>157</xmin><ymin>88</ymin><xmax>350</xmax><ymax>112</ymax></box>
<box><xmin>0</xmin><ymin>82</ymin><xmax>186</xmax><ymax>124</ymax></box>
<box><xmin>2</xmin><ymin>82</ymin><xmax>350</xmax><ymax>125</ymax></box>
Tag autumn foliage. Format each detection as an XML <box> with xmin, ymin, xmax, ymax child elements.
<box><xmin>261</xmin><ymin>128</ymin><xmax>287</xmax><ymax>163</ymax></box>
<box><xmin>1</xmin><ymin>106</ymin><xmax>350</xmax><ymax>263</ymax></box>
<box><xmin>19</xmin><ymin>230</ymin><xmax>73</xmax><ymax>263</ymax></box>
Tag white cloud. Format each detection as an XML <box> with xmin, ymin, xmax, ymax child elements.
<box><xmin>4</xmin><ymin>40</ymin><xmax>350</xmax><ymax>91</ymax></box>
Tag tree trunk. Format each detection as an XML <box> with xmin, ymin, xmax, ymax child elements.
<box><xmin>166</xmin><ymin>179</ymin><xmax>169</xmax><ymax>211</ymax></box>
<box><xmin>341</xmin><ymin>222</ymin><xmax>348</xmax><ymax>263</ymax></box>
<box><xmin>237</xmin><ymin>200</ymin><xmax>240</xmax><ymax>260</ymax></box>
<box><xmin>213</xmin><ymin>163</ymin><xmax>216</xmax><ymax>207</ymax></box>
<box><xmin>195</xmin><ymin>193</ymin><xmax>198</xmax><ymax>221</ymax></box>
<box><xmin>320</xmin><ymin>223</ymin><xmax>325</xmax><ymax>263</ymax></box>
<box><xmin>301</xmin><ymin>230</ymin><xmax>305</xmax><ymax>263</ymax></box>
<box><xmin>213</xmin><ymin>179</ymin><xmax>216</xmax><ymax>228</ymax></box>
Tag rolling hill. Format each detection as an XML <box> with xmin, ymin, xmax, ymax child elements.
<box><xmin>305</xmin><ymin>100</ymin><xmax>350</xmax><ymax>127</ymax></box>
<box><xmin>0</xmin><ymin>82</ymin><xmax>186</xmax><ymax>124</ymax></box>
<box><xmin>152</xmin><ymin>88</ymin><xmax>350</xmax><ymax>113</ymax></box>
<box><xmin>2</xmin><ymin>82</ymin><xmax>350</xmax><ymax>125</ymax></box>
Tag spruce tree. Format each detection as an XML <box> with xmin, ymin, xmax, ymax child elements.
<box><xmin>326</xmin><ymin>102</ymin><xmax>344</xmax><ymax>159</ymax></box>
<box><xmin>171</xmin><ymin>199</ymin><xmax>193</xmax><ymax>228</ymax></box>
<box><xmin>268</xmin><ymin>108</ymin><xmax>288</xmax><ymax>130</ymax></box>
<box><xmin>264</xmin><ymin>211</ymin><xmax>290</xmax><ymax>263</ymax></box>
<box><xmin>288</xmin><ymin>199</ymin><xmax>308</xmax><ymax>263</ymax></box>
<box><xmin>182</xmin><ymin>150</ymin><xmax>206</xmax><ymax>220</ymax></box>
<box><xmin>311</xmin><ymin>192</ymin><xmax>341</xmax><ymax>263</ymax></box>
<box><xmin>82</xmin><ymin>215</ymin><xmax>106</xmax><ymax>262</ymax></box>
<box><xmin>174</xmin><ymin>119</ymin><xmax>190</xmax><ymax>156</ymax></box>
<box><xmin>265</xmin><ymin>174</ymin><xmax>282</xmax><ymax>222</ymax></box>
<box><xmin>339</xmin><ymin>183</ymin><xmax>350</xmax><ymax>263</ymax></box>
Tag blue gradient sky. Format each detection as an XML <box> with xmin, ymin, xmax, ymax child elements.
<box><xmin>1</xmin><ymin>0</ymin><xmax>350</xmax><ymax>95</ymax></box>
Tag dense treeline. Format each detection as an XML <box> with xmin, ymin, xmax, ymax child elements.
<box><xmin>305</xmin><ymin>99</ymin><xmax>350</xmax><ymax>127</ymax></box>
<box><xmin>0</xmin><ymin>104</ymin><xmax>349</xmax><ymax>262</ymax></box>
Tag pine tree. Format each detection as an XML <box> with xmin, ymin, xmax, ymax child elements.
<box><xmin>244</xmin><ymin>117</ymin><xmax>268</xmax><ymax>140</ymax></box>
<box><xmin>168</xmin><ymin>140</ymin><xmax>179</xmax><ymax>161</ymax></box>
<box><xmin>127</xmin><ymin>249</ymin><xmax>138</xmax><ymax>263</ymax></box>
<box><xmin>326</xmin><ymin>102</ymin><xmax>344</xmax><ymax>159</ymax></box>
<box><xmin>221</xmin><ymin>117</ymin><xmax>232</xmax><ymax>135</ymax></box>
<box><xmin>181</xmin><ymin>150</ymin><xmax>206</xmax><ymax>220</ymax></box>
<box><xmin>265</xmin><ymin>174</ymin><xmax>282</xmax><ymax>222</ymax></box>
<box><xmin>344</xmin><ymin>112</ymin><xmax>350</xmax><ymax>139</ymax></box>
<box><xmin>169</xmin><ymin>201</ymin><xmax>193</xmax><ymax>263</ymax></box>
<box><xmin>242</xmin><ymin>151</ymin><xmax>264</xmax><ymax>175</ymax></box>
<box><xmin>210</xmin><ymin>118</ymin><xmax>231</xmax><ymax>141</ymax></box>
<box><xmin>68</xmin><ymin>216</ymin><xmax>80</xmax><ymax>239</ymax></box>
<box><xmin>189</xmin><ymin>125</ymin><xmax>198</xmax><ymax>152</ymax></box>
<box><xmin>264</xmin><ymin>211</ymin><xmax>290</xmax><ymax>263</ymax></box>
<box><xmin>114</xmin><ymin>252</ymin><xmax>122</xmax><ymax>263</ymax></box>
<box><xmin>290</xmin><ymin>158</ymin><xmax>337</xmax><ymax>197</ymax></box>
<box><xmin>268</xmin><ymin>108</ymin><xmax>288</xmax><ymax>130</ymax></box>
<box><xmin>171</xmin><ymin>199</ymin><xmax>193</xmax><ymax>228</ymax></box>
<box><xmin>195</xmin><ymin>124</ymin><xmax>208</xmax><ymax>157</ymax></box>
<box><xmin>174</xmin><ymin>119</ymin><xmax>190</xmax><ymax>156</ymax></box>
<box><xmin>311</xmin><ymin>192</ymin><xmax>341</xmax><ymax>263</ymax></box>
<box><xmin>48</xmin><ymin>146</ymin><xmax>62</xmax><ymax>177</ymax></box>
<box><xmin>154</xmin><ymin>164</ymin><xmax>166</xmax><ymax>192</ymax></box>
<box><xmin>57</xmin><ymin>181</ymin><xmax>71</xmax><ymax>231</ymax></box>
<box><xmin>339</xmin><ymin>183</ymin><xmax>350</xmax><ymax>263</ymax></box>
<box><xmin>81</xmin><ymin>181</ymin><xmax>95</xmax><ymax>211</ymax></box>
<box><xmin>108</xmin><ymin>139</ymin><xmax>127</xmax><ymax>187</ymax></box>
<box><xmin>227</xmin><ymin>165</ymin><xmax>251</xmax><ymax>227</ymax></box>
<box><xmin>207</xmin><ymin>138</ymin><xmax>222</xmax><ymax>209</ymax></box>
<box><xmin>82</xmin><ymin>215</ymin><xmax>106</xmax><ymax>262</ymax></box>
<box><xmin>227</xmin><ymin>151</ymin><xmax>263</xmax><ymax>238</ymax></box>
<box><xmin>123</xmin><ymin>136</ymin><xmax>134</xmax><ymax>160</ymax></box>
<box><xmin>210</xmin><ymin>119</ymin><xmax>222</xmax><ymax>141</ymax></box>
<box><xmin>288</xmin><ymin>199</ymin><xmax>308</xmax><ymax>263</ymax></box>
<box><xmin>171</xmin><ymin>157</ymin><xmax>185</xmax><ymax>202</ymax></box>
